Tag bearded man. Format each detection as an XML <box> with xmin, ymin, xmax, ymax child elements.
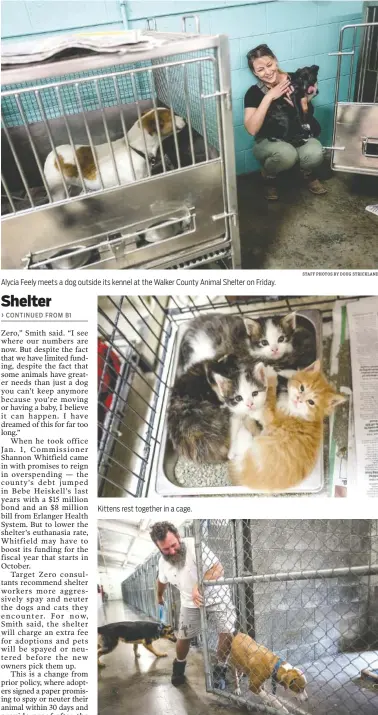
<box><xmin>150</xmin><ymin>521</ymin><xmax>236</xmax><ymax>688</ymax></box>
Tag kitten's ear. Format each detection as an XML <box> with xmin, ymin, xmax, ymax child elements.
<box><xmin>244</xmin><ymin>318</ymin><xmax>261</xmax><ymax>339</ymax></box>
<box><xmin>327</xmin><ymin>392</ymin><xmax>347</xmax><ymax>413</ymax></box>
<box><xmin>281</xmin><ymin>312</ymin><xmax>296</xmax><ymax>331</ymax></box>
<box><xmin>209</xmin><ymin>371</ymin><xmax>231</xmax><ymax>398</ymax></box>
<box><xmin>303</xmin><ymin>359</ymin><xmax>321</xmax><ymax>373</ymax></box>
<box><xmin>254</xmin><ymin>361</ymin><xmax>267</xmax><ymax>384</ymax></box>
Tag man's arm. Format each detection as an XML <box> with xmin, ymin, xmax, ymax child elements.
<box><xmin>157</xmin><ymin>579</ymin><xmax>167</xmax><ymax>605</ymax></box>
<box><xmin>192</xmin><ymin>560</ymin><xmax>224</xmax><ymax>607</ymax></box>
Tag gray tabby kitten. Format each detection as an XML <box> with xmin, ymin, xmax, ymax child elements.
<box><xmin>168</xmin><ymin>353</ymin><xmax>267</xmax><ymax>463</ymax></box>
<box><xmin>179</xmin><ymin>312</ymin><xmax>316</xmax><ymax>371</ymax></box>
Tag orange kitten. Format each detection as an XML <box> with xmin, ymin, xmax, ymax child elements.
<box><xmin>229</xmin><ymin>360</ymin><xmax>346</xmax><ymax>491</ymax></box>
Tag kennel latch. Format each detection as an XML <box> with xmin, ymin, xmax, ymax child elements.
<box><xmin>201</xmin><ymin>90</ymin><xmax>231</xmax><ymax>110</ymax></box>
<box><xmin>362</xmin><ymin>136</ymin><xmax>378</xmax><ymax>158</ymax></box>
<box><xmin>212</xmin><ymin>211</ymin><xmax>237</xmax><ymax>226</ymax></box>
<box><xmin>323</xmin><ymin>146</ymin><xmax>345</xmax><ymax>151</ymax></box>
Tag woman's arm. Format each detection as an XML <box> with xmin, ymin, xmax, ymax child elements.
<box><xmin>244</xmin><ymin>78</ymin><xmax>293</xmax><ymax>136</ymax></box>
<box><xmin>244</xmin><ymin>95</ymin><xmax>273</xmax><ymax>137</ymax></box>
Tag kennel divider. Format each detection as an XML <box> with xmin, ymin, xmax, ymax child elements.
<box><xmin>194</xmin><ymin>519</ymin><xmax>378</xmax><ymax>715</ymax></box>
<box><xmin>329</xmin><ymin>13</ymin><xmax>378</xmax><ymax>175</ymax></box>
<box><xmin>2</xmin><ymin>26</ymin><xmax>241</xmax><ymax>270</ymax></box>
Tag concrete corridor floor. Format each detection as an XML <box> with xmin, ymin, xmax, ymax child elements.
<box><xmin>98</xmin><ymin>601</ymin><xmax>240</xmax><ymax>715</ymax></box>
<box><xmin>238</xmin><ymin>164</ymin><xmax>378</xmax><ymax>269</ymax></box>
<box><xmin>98</xmin><ymin>601</ymin><xmax>378</xmax><ymax>715</ymax></box>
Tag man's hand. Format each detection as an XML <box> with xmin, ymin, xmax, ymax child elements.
<box><xmin>192</xmin><ymin>584</ymin><xmax>204</xmax><ymax>607</ymax></box>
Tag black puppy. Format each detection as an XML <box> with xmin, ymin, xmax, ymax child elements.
<box><xmin>98</xmin><ymin>621</ymin><xmax>177</xmax><ymax>666</ymax></box>
<box><xmin>265</xmin><ymin>64</ymin><xmax>320</xmax><ymax>147</ymax></box>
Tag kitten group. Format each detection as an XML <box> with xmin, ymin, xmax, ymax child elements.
<box><xmin>167</xmin><ymin>311</ymin><xmax>346</xmax><ymax>491</ymax></box>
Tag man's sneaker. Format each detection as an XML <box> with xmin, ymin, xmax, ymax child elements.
<box><xmin>213</xmin><ymin>664</ymin><xmax>228</xmax><ymax>690</ymax></box>
<box><xmin>171</xmin><ymin>658</ymin><xmax>187</xmax><ymax>686</ymax></box>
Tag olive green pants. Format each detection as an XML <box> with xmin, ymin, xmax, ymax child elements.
<box><xmin>253</xmin><ymin>137</ymin><xmax>324</xmax><ymax>178</ymax></box>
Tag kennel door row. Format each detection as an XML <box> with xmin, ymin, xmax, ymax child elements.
<box><xmin>330</xmin><ymin>20</ymin><xmax>378</xmax><ymax>176</ymax></box>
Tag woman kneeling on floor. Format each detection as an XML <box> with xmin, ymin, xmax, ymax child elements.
<box><xmin>244</xmin><ymin>43</ymin><xmax>327</xmax><ymax>201</ymax></box>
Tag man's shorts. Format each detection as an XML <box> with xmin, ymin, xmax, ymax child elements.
<box><xmin>177</xmin><ymin>603</ymin><xmax>236</xmax><ymax>640</ymax></box>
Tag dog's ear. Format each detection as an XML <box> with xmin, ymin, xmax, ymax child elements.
<box><xmin>141</xmin><ymin>112</ymin><xmax>159</xmax><ymax>135</ymax></box>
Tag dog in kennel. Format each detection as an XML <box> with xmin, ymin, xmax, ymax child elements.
<box><xmin>167</xmin><ymin>310</ymin><xmax>346</xmax><ymax>491</ymax></box>
<box><xmin>44</xmin><ymin>107</ymin><xmax>186</xmax><ymax>201</ymax></box>
<box><xmin>229</xmin><ymin>632</ymin><xmax>308</xmax><ymax>713</ymax></box>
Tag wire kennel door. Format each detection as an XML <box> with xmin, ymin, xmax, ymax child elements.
<box><xmin>97</xmin><ymin>295</ymin><xmax>350</xmax><ymax>499</ymax></box>
<box><xmin>330</xmin><ymin>15</ymin><xmax>378</xmax><ymax>175</ymax></box>
<box><xmin>1</xmin><ymin>29</ymin><xmax>240</xmax><ymax>270</ymax></box>
<box><xmin>194</xmin><ymin>519</ymin><xmax>378</xmax><ymax>715</ymax></box>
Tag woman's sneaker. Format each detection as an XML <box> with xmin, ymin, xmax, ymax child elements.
<box><xmin>302</xmin><ymin>172</ymin><xmax>327</xmax><ymax>195</ymax></box>
<box><xmin>261</xmin><ymin>170</ymin><xmax>278</xmax><ymax>200</ymax></box>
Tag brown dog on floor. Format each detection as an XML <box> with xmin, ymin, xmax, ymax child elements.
<box><xmin>229</xmin><ymin>633</ymin><xmax>308</xmax><ymax>712</ymax></box>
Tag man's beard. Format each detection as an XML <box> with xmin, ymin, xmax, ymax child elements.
<box><xmin>161</xmin><ymin>541</ymin><xmax>187</xmax><ymax>568</ymax></box>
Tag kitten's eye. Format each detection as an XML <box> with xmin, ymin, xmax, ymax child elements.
<box><xmin>307</xmin><ymin>399</ymin><xmax>315</xmax><ymax>406</ymax></box>
<box><xmin>277</xmin><ymin>336</ymin><xmax>285</xmax><ymax>343</ymax></box>
<box><xmin>252</xmin><ymin>391</ymin><xmax>258</xmax><ymax>398</ymax></box>
<box><xmin>300</xmin><ymin>385</ymin><xmax>304</xmax><ymax>392</ymax></box>
<box><xmin>234</xmin><ymin>395</ymin><xmax>243</xmax><ymax>403</ymax></box>
<box><xmin>261</xmin><ymin>340</ymin><xmax>269</xmax><ymax>346</ymax></box>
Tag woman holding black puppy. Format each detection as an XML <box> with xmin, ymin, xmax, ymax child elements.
<box><xmin>244</xmin><ymin>44</ymin><xmax>327</xmax><ymax>200</ymax></box>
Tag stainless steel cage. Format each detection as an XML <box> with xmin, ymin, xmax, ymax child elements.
<box><xmin>1</xmin><ymin>25</ymin><xmax>240</xmax><ymax>270</ymax></box>
<box><xmin>194</xmin><ymin>519</ymin><xmax>378</xmax><ymax>715</ymax></box>
<box><xmin>97</xmin><ymin>295</ymin><xmax>358</xmax><ymax>499</ymax></box>
<box><xmin>330</xmin><ymin>6</ymin><xmax>378</xmax><ymax>175</ymax></box>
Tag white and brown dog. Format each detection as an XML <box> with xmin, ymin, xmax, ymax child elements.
<box><xmin>44</xmin><ymin>107</ymin><xmax>185</xmax><ymax>201</ymax></box>
<box><xmin>229</xmin><ymin>633</ymin><xmax>308</xmax><ymax>714</ymax></box>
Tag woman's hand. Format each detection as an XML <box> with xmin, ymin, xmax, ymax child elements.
<box><xmin>266</xmin><ymin>78</ymin><xmax>293</xmax><ymax>103</ymax></box>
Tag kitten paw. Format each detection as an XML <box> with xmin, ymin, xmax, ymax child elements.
<box><xmin>265</xmin><ymin>365</ymin><xmax>277</xmax><ymax>378</ymax></box>
<box><xmin>267</xmin><ymin>370</ymin><xmax>278</xmax><ymax>388</ymax></box>
<box><xmin>234</xmin><ymin>688</ymin><xmax>241</xmax><ymax>696</ymax></box>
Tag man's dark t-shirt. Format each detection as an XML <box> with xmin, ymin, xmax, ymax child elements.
<box><xmin>244</xmin><ymin>80</ymin><xmax>321</xmax><ymax>141</ymax></box>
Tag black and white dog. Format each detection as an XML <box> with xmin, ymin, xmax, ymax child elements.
<box><xmin>265</xmin><ymin>64</ymin><xmax>320</xmax><ymax>147</ymax></box>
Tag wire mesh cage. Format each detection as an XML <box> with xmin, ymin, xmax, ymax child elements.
<box><xmin>121</xmin><ymin>551</ymin><xmax>181</xmax><ymax>629</ymax></box>
<box><xmin>331</xmin><ymin>13</ymin><xmax>378</xmax><ymax>175</ymax></box>
<box><xmin>194</xmin><ymin>519</ymin><xmax>378</xmax><ymax>715</ymax></box>
<box><xmin>2</xmin><ymin>28</ymin><xmax>240</xmax><ymax>269</ymax></box>
<box><xmin>97</xmin><ymin>294</ymin><xmax>362</xmax><ymax>498</ymax></box>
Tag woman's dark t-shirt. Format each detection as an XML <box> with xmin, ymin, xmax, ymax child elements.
<box><xmin>244</xmin><ymin>79</ymin><xmax>320</xmax><ymax>141</ymax></box>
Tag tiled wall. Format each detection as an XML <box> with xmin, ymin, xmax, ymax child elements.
<box><xmin>2</xmin><ymin>1</ymin><xmax>364</xmax><ymax>174</ymax></box>
<box><xmin>1</xmin><ymin>0</ymin><xmax>124</xmax><ymax>40</ymax></box>
<box><xmin>128</xmin><ymin>1</ymin><xmax>364</xmax><ymax>174</ymax></box>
